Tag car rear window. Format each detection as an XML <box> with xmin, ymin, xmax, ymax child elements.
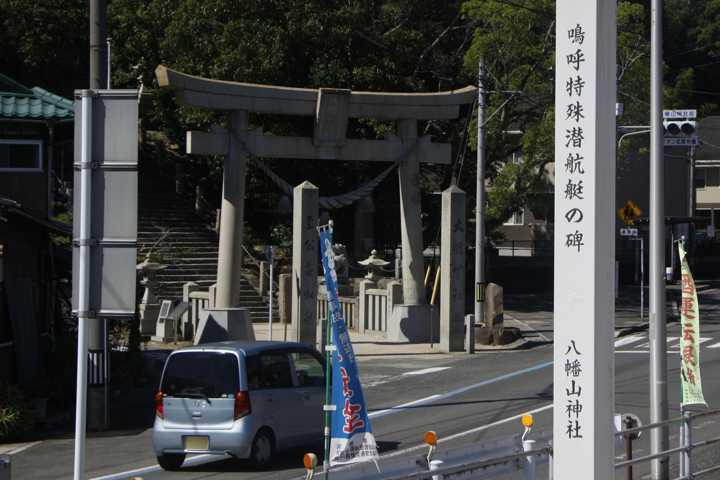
<box><xmin>161</xmin><ymin>351</ymin><xmax>239</xmax><ymax>398</ymax></box>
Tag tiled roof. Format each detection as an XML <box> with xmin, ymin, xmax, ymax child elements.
<box><xmin>0</xmin><ymin>74</ymin><xmax>73</xmax><ymax>120</ymax></box>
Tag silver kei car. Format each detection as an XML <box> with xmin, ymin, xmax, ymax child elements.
<box><xmin>152</xmin><ymin>341</ymin><xmax>325</xmax><ymax>471</ymax></box>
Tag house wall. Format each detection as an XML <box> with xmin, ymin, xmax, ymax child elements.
<box><xmin>0</xmin><ymin>220</ymin><xmax>50</xmax><ymax>384</ymax></box>
<box><xmin>0</xmin><ymin>122</ymin><xmax>49</xmax><ymax>217</ymax></box>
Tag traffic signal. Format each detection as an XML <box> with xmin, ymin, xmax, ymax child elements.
<box><xmin>663</xmin><ymin>119</ymin><xmax>696</xmax><ymax>136</ymax></box>
<box><xmin>663</xmin><ymin>116</ymin><xmax>698</xmax><ymax>147</ymax></box>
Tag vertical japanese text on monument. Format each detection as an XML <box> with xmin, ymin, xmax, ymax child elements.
<box><xmin>564</xmin><ymin>340</ymin><xmax>584</xmax><ymax>439</ymax></box>
<box><xmin>562</xmin><ymin>22</ymin><xmax>588</xmax><ymax>253</ymax></box>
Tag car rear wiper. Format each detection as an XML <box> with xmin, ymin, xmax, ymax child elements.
<box><xmin>173</xmin><ymin>392</ymin><xmax>212</xmax><ymax>403</ymax></box>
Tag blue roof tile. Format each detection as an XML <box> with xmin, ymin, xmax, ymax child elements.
<box><xmin>0</xmin><ymin>74</ymin><xmax>73</xmax><ymax>120</ymax></box>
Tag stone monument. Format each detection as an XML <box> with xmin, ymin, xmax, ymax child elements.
<box><xmin>291</xmin><ymin>181</ymin><xmax>319</xmax><ymax>345</ymax></box>
<box><xmin>439</xmin><ymin>185</ymin><xmax>466</xmax><ymax>352</ymax></box>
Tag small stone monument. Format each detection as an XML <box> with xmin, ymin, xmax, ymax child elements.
<box><xmin>137</xmin><ymin>253</ymin><xmax>167</xmax><ymax>335</ymax></box>
<box><xmin>358</xmin><ymin>249</ymin><xmax>389</xmax><ymax>283</ymax></box>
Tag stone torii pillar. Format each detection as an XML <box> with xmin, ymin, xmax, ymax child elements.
<box><xmin>155</xmin><ymin>66</ymin><xmax>476</xmax><ymax>329</ymax></box>
<box><xmin>397</xmin><ymin>119</ymin><xmax>426</xmax><ymax>305</ymax></box>
<box><xmin>215</xmin><ymin>112</ymin><xmax>248</xmax><ymax>308</ymax></box>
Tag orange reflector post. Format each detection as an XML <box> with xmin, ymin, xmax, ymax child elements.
<box><xmin>424</xmin><ymin>430</ymin><xmax>438</xmax><ymax>446</ymax></box>
<box><xmin>303</xmin><ymin>452</ymin><xmax>318</xmax><ymax>470</ymax></box>
<box><xmin>521</xmin><ymin>414</ymin><xmax>534</xmax><ymax>428</ymax></box>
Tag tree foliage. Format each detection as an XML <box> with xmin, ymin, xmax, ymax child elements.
<box><xmin>3</xmin><ymin>0</ymin><xmax>720</xmax><ymax>237</ymax></box>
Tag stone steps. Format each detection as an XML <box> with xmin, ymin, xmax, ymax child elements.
<box><xmin>138</xmin><ymin>183</ymin><xmax>276</xmax><ymax>323</ymax></box>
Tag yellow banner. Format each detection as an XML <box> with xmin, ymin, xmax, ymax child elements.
<box><xmin>679</xmin><ymin>243</ymin><xmax>707</xmax><ymax>407</ymax></box>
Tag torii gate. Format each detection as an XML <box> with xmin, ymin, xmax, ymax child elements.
<box><xmin>155</xmin><ymin>65</ymin><xmax>475</xmax><ymax>333</ymax></box>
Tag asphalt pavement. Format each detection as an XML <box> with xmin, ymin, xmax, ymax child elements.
<box><xmin>8</xmin><ymin>284</ymin><xmax>720</xmax><ymax>479</ymax></box>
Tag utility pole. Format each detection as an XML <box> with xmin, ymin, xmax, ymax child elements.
<box><xmin>688</xmin><ymin>144</ymin><xmax>696</xmax><ymax>218</ymax></box>
<box><xmin>474</xmin><ymin>58</ymin><xmax>487</xmax><ymax>342</ymax></box>
<box><xmin>649</xmin><ymin>0</ymin><xmax>669</xmax><ymax>477</ymax></box>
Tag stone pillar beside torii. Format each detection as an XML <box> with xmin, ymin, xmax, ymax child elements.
<box><xmin>155</xmin><ymin>65</ymin><xmax>476</xmax><ymax>344</ymax></box>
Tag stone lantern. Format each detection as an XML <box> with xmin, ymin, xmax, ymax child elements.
<box><xmin>136</xmin><ymin>253</ymin><xmax>167</xmax><ymax>334</ymax></box>
<box><xmin>358</xmin><ymin>249</ymin><xmax>389</xmax><ymax>283</ymax></box>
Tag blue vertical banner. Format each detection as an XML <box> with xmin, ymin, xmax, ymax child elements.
<box><xmin>318</xmin><ymin>227</ymin><xmax>379</xmax><ymax>466</ymax></box>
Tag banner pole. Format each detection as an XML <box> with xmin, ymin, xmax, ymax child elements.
<box><xmin>323</xmin><ymin>226</ymin><xmax>333</xmax><ymax>480</ymax></box>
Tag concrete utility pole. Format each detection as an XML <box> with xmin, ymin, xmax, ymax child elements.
<box><xmin>87</xmin><ymin>0</ymin><xmax>108</xmax><ymax>433</ymax></box>
<box><xmin>90</xmin><ymin>0</ymin><xmax>107</xmax><ymax>91</ymax></box>
<box><xmin>649</xmin><ymin>0</ymin><xmax>669</xmax><ymax>477</ymax></box>
<box><xmin>474</xmin><ymin>58</ymin><xmax>487</xmax><ymax>333</ymax></box>
<box><xmin>688</xmin><ymin>144</ymin><xmax>696</xmax><ymax>218</ymax></box>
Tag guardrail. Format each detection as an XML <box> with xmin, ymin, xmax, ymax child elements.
<box><xmin>615</xmin><ymin>408</ymin><xmax>720</xmax><ymax>479</ymax></box>
<box><xmin>299</xmin><ymin>408</ymin><xmax>720</xmax><ymax>480</ymax></box>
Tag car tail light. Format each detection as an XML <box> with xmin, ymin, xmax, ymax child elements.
<box><xmin>155</xmin><ymin>391</ymin><xmax>164</xmax><ymax>418</ymax></box>
<box><xmin>234</xmin><ymin>391</ymin><xmax>251</xmax><ymax>420</ymax></box>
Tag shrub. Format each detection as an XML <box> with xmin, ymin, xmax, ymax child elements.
<box><xmin>0</xmin><ymin>384</ymin><xmax>33</xmax><ymax>441</ymax></box>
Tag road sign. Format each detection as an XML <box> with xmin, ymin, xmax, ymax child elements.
<box><xmin>663</xmin><ymin>109</ymin><xmax>696</xmax><ymax>119</ymax></box>
<box><xmin>72</xmin><ymin>90</ymin><xmax>138</xmax><ymax>317</ymax></box>
<box><xmin>618</xmin><ymin>200</ymin><xmax>642</xmax><ymax>225</ymax></box>
<box><xmin>664</xmin><ymin>136</ymin><xmax>699</xmax><ymax>147</ymax></box>
<box><xmin>620</xmin><ymin>227</ymin><xmax>638</xmax><ymax>237</ymax></box>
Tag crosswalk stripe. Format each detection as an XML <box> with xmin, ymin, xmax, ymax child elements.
<box><xmin>638</xmin><ymin>336</ymin><xmax>678</xmax><ymax>349</ymax></box>
<box><xmin>614</xmin><ymin>335</ymin><xmax>644</xmax><ymax>348</ymax></box>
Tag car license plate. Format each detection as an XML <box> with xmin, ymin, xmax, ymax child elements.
<box><xmin>184</xmin><ymin>436</ymin><xmax>209</xmax><ymax>451</ymax></box>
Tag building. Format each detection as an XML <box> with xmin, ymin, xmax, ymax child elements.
<box><xmin>0</xmin><ymin>74</ymin><xmax>73</xmax><ymax>383</ymax></box>
<box><xmin>694</xmin><ymin>116</ymin><xmax>720</xmax><ymax>236</ymax></box>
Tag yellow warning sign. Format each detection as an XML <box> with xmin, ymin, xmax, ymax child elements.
<box><xmin>618</xmin><ymin>200</ymin><xmax>642</xmax><ymax>225</ymax></box>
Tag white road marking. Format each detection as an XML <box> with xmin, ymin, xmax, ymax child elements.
<box><xmin>708</xmin><ymin>342</ymin><xmax>720</xmax><ymax>349</ymax></box>
<box><xmin>638</xmin><ymin>336</ymin><xmax>679</xmax><ymax>349</ymax></box>
<box><xmin>0</xmin><ymin>441</ymin><xmax>41</xmax><ymax>456</ymax></box>
<box><xmin>402</xmin><ymin>367</ymin><xmax>451</xmax><ymax>376</ymax></box>
<box><xmin>369</xmin><ymin>361</ymin><xmax>552</xmax><ymax>419</ymax></box>
<box><xmin>614</xmin><ymin>335</ymin><xmax>645</xmax><ymax>348</ymax></box>
<box><xmin>89</xmin><ymin>454</ymin><xmax>225</xmax><ymax>480</ymax></box>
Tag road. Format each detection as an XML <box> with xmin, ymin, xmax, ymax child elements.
<box><xmin>10</xmin><ymin>289</ymin><xmax>720</xmax><ymax>479</ymax></box>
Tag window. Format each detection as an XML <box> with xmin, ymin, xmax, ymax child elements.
<box><xmin>0</xmin><ymin>140</ymin><xmax>43</xmax><ymax>172</ymax></box>
<box><xmin>247</xmin><ymin>352</ymin><xmax>293</xmax><ymax>390</ymax></box>
<box><xmin>706</xmin><ymin>168</ymin><xmax>720</xmax><ymax>188</ymax></box>
<box><xmin>504</xmin><ymin>210</ymin><xmax>525</xmax><ymax>226</ymax></box>
<box><xmin>290</xmin><ymin>351</ymin><xmax>324</xmax><ymax>387</ymax></box>
<box><xmin>161</xmin><ymin>351</ymin><xmax>239</xmax><ymax>399</ymax></box>
<box><xmin>695</xmin><ymin>168</ymin><xmax>707</xmax><ymax>189</ymax></box>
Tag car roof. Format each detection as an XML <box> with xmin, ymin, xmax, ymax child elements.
<box><xmin>170</xmin><ymin>341</ymin><xmax>316</xmax><ymax>356</ymax></box>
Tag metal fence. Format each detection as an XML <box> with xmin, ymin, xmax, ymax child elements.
<box><xmin>304</xmin><ymin>408</ymin><xmax>720</xmax><ymax>480</ymax></box>
<box><xmin>615</xmin><ymin>408</ymin><xmax>720</xmax><ymax>480</ymax></box>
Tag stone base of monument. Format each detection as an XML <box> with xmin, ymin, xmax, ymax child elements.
<box><xmin>387</xmin><ymin>304</ymin><xmax>439</xmax><ymax>343</ymax></box>
<box><xmin>194</xmin><ymin>308</ymin><xmax>255</xmax><ymax>345</ymax></box>
<box><xmin>475</xmin><ymin>324</ymin><xmax>521</xmax><ymax>346</ymax></box>
<box><xmin>151</xmin><ymin>317</ymin><xmax>176</xmax><ymax>343</ymax></box>
<box><xmin>139</xmin><ymin>303</ymin><xmax>160</xmax><ymax>336</ymax></box>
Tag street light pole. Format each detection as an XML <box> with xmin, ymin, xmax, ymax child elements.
<box><xmin>474</xmin><ymin>57</ymin><xmax>487</xmax><ymax>340</ymax></box>
<box><xmin>649</xmin><ymin>0</ymin><xmax>669</xmax><ymax>477</ymax></box>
